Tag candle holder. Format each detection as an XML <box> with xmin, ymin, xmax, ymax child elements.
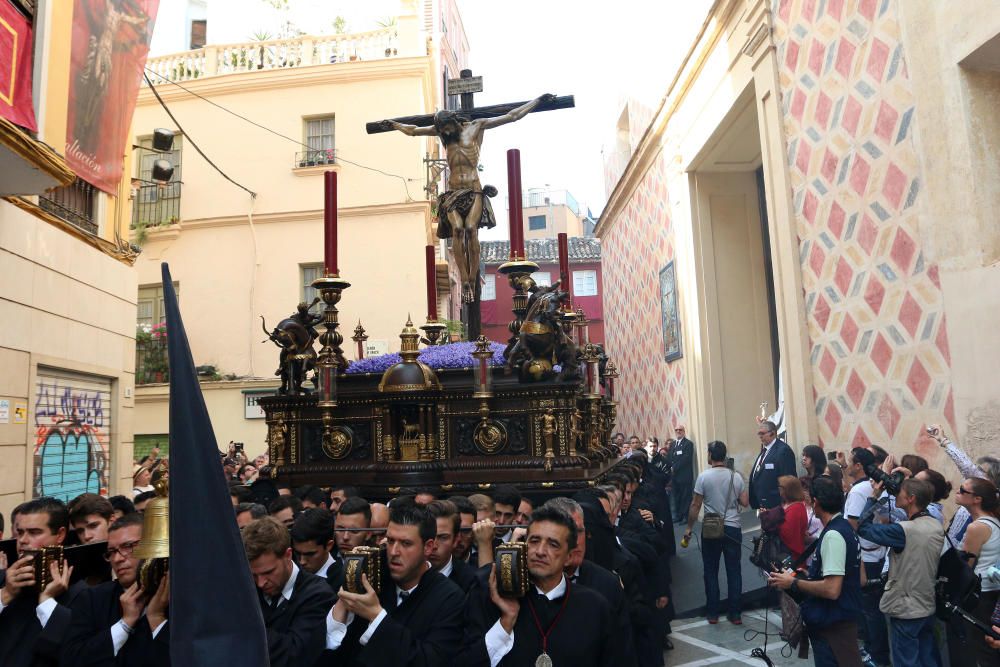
<box><xmin>352</xmin><ymin>321</ymin><xmax>368</xmax><ymax>360</ymax></box>
<box><xmin>574</xmin><ymin>307</ymin><xmax>590</xmax><ymax>346</ymax></box>
<box><xmin>603</xmin><ymin>360</ymin><xmax>619</xmax><ymax>403</ymax></box>
<box><xmin>311</xmin><ymin>274</ymin><xmax>351</xmax><ymax>409</ymax></box>
<box><xmin>581</xmin><ymin>343</ymin><xmax>602</xmax><ymax>398</ymax></box>
<box><xmin>419</xmin><ymin>320</ymin><xmax>448</xmax><ymax>346</ymax></box>
<box><xmin>498</xmin><ymin>259</ymin><xmax>539</xmax><ymax>358</ymax></box>
<box><xmin>560</xmin><ymin>308</ymin><xmax>578</xmax><ymax>342</ymax></box>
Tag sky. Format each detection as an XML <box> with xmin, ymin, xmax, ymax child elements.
<box><xmin>152</xmin><ymin>0</ymin><xmax>710</xmax><ymax>240</ymax></box>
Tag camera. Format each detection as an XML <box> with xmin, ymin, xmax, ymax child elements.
<box><xmin>862</xmin><ymin>571</ymin><xmax>888</xmax><ymax>592</ymax></box>
<box><xmin>865</xmin><ymin>463</ymin><xmax>904</xmax><ymax>496</ymax></box>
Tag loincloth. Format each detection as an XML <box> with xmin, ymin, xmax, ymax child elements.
<box><xmin>437</xmin><ymin>187</ymin><xmax>497</xmax><ymax>239</ymax></box>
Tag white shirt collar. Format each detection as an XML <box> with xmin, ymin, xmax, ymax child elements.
<box><xmin>316</xmin><ymin>552</ymin><xmax>336</xmax><ymax>579</ymax></box>
<box><xmin>439</xmin><ymin>556</ymin><xmax>455</xmax><ymax>578</ymax></box>
<box><xmin>500</xmin><ymin>530</ymin><xmax>514</xmax><ymax>543</ymax></box>
<box><xmin>280</xmin><ymin>561</ymin><xmax>299</xmax><ymax>602</ymax></box>
<box><xmin>534</xmin><ymin>574</ymin><xmax>567</xmax><ymax>601</ymax></box>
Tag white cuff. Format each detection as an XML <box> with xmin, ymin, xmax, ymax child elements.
<box><xmin>151</xmin><ymin>619</ymin><xmax>168</xmax><ymax>638</ymax></box>
<box><xmin>111</xmin><ymin>621</ymin><xmax>131</xmax><ymax>656</ymax></box>
<box><xmin>35</xmin><ymin>597</ymin><xmax>58</xmax><ymax>628</ymax></box>
<box><xmin>485</xmin><ymin>619</ymin><xmax>515</xmax><ymax>667</ymax></box>
<box><xmin>359</xmin><ymin>609</ymin><xmax>387</xmax><ymax>646</ymax></box>
<box><xmin>325</xmin><ymin>610</ymin><xmax>354</xmax><ymax>650</ymax></box>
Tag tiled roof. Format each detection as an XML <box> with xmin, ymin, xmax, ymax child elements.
<box><xmin>480</xmin><ymin>237</ymin><xmax>601</xmax><ymax>264</ymax></box>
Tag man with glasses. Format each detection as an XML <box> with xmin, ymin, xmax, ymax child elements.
<box><xmin>669</xmin><ymin>426</ymin><xmax>696</xmax><ymax>524</ymax></box>
<box><xmin>63</xmin><ymin>513</ymin><xmax>170</xmax><ymax>666</ymax></box>
<box><xmin>334</xmin><ymin>497</ymin><xmax>374</xmax><ymax>553</ymax></box>
<box><xmin>0</xmin><ymin>497</ymin><xmax>82</xmax><ymax>666</ymax></box>
<box><xmin>748</xmin><ymin>420</ymin><xmax>796</xmax><ymax>511</ymax></box>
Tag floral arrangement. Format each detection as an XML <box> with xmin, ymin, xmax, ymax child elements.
<box><xmin>346</xmin><ymin>341</ymin><xmax>506</xmax><ymax>374</ymax></box>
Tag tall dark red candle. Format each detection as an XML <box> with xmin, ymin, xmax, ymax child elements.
<box><xmin>425</xmin><ymin>245</ymin><xmax>438</xmax><ymax>320</ymax></box>
<box><xmin>557</xmin><ymin>232</ymin><xmax>571</xmax><ymax>300</ymax></box>
<box><xmin>323</xmin><ymin>171</ymin><xmax>338</xmax><ymax>275</ymax></box>
<box><xmin>506</xmin><ymin>149</ymin><xmax>524</xmax><ymax>259</ymax></box>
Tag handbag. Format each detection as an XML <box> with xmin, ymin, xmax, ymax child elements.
<box><xmin>702</xmin><ymin>470</ymin><xmax>735</xmax><ymax>540</ymax></box>
<box><xmin>936</xmin><ymin>533</ymin><xmax>982</xmax><ymax>618</ymax></box>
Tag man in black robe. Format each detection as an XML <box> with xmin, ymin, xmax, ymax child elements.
<box><xmin>291</xmin><ymin>508</ymin><xmax>344</xmax><ymax>595</ymax></box>
<box><xmin>62</xmin><ymin>512</ymin><xmax>170</xmax><ymax>667</ymax></box>
<box><xmin>0</xmin><ymin>497</ymin><xmax>88</xmax><ymax>667</ymax></box>
<box><xmin>425</xmin><ymin>500</ymin><xmax>478</xmax><ymax>593</ymax></box>
<box><xmin>320</xmin><ymin>504</ymin><xmax>465</xmax><ymax>666</ymax></box>
<box><xmin>459</xmin><ymin>505</ymin><xmax>614</xmax><ymax>667</ymax></box>
<box><xmin>244</xmin><ymin>516</ymin><xmax>334</xmax><ymax>667</ymax></box>
<box><xmin>546</xmin><ymin>497</ymin><xmax>636</xmax><ymax>667</ymax></box>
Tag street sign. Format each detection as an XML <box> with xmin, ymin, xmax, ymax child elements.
<box><xmin>447</xmin><ymin>76</ymin><xmax>483</xmax><ymax>96</ymax></box>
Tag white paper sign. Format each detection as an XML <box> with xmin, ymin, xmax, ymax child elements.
<box><xmin>365</xmin><ymin>340</ymin><xmax>389</xmax><ymax>357</ymax></box>
<box><xmin>0</xmin><ymin>399</ymin><xmax>9</xmax><ymax>423</ymax></box>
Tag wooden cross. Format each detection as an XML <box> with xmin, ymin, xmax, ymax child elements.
<box><xmin>366</xmin><ymin>70</ymin><xmax>574</xmax><ymax>134</ymax></box>
<box><xmin>366</xmin><ymin>70</ymin><xmax>574</xmax><ymax>340</ymax></box>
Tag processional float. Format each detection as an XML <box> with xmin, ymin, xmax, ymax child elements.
<box><xmin>259</xmin><ymin>78</ymin><xmax>623</xmax><ymax>499</ymax></box>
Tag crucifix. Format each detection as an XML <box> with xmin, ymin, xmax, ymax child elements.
<box><xmin>368</xmin><ymin>70</ymin><xmax>574</xmax><ymax>340</ymax></box>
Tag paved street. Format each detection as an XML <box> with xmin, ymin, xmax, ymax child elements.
<box><xmin>666</xmin><ymin>611</ymin><xmax>802</xmax><ymax>666</ymax></box>
<box><xmin>665</xmin><ymin>510</ymin><xmax>803</xmax><ymax>665</ymax></box>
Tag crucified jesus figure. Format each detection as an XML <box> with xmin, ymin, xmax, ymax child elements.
<box><xmin>386</xmin><ymin>93</ymin><xmax>556</xmax><ymax>302</ymax></box>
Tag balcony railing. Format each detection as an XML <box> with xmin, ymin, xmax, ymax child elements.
<box><xmin>136</xmin><ymin>337</ymin><xmax>169</xmax><ymax>385</ymax></box>
<box><xmin>145</xmin><ymin>28</ymin><xmax>401</xmax><ymax>84</ymax></box>
<box><xmin>131</xmin><ymin>182</ymin><xmax>181</xmax><ymax>229</ymax></box>
<box><xmin>40</xmin><ymin>178</ymin><xmax>98</xmax><ymax>234</ymax></box>
<box><xmin>295</xmin><ymin>149</ymin><xmax>337</xmax><ymax>168</ymax></box>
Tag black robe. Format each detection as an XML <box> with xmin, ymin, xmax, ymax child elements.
<box><xmin>459</xmin><ymin>579</ymin><xmax>614</xmax><ymax>667</ymax></box>
<box><xmin>61</xmin><ymin>580</ymin><xmax>169</xmax><ymax>667</ymax></box>
<box><xmin>258</xmin><ymin>568</ymin><xmax>335</xmax><ymax>667</ymax></box>
<box><xmin>319</xmin><ymin>568</ymin><xmax>465</xmax><ymax>667</ymax></box>
<box><xmin>447</xmin><ymin>557</ymin><xmax>479</xmax><ymax>594</ymax></box>
<box><xmin>574</xmin><ymin>561</ymin><xmax>637</xmax><ymax>667</ymax></box>
<box><xmin>0</xmin><ymin>580</ymin><xmax>85</xmax><ymax>667</ymax></box>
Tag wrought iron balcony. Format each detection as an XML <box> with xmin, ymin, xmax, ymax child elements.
<box><xmin>295</xmin><ymin>149</ymin><xmax>337</xmax><ymax>168</ymax></box>
<box><xmin>39</xmin><ymin>178</ymin><xmax>98</xmax><ymax>235</ymax></box>
<box><xmin>136</xmin><ymin>337</ymin><xmax>169</xmax><ymax>385</ymax></box>
<box><xmin>131</xmin><ymin>182</ymin><xmax>182</xmax><ymax>230</ymax></box>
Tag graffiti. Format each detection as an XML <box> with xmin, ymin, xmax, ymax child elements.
<box><xmin>33</xmin><ymin>379</ymin><xmax>110</xmax><ymax>501</ymax></box>
<box><xmin>35</xmin><ymin>383</ymin><xmax>105</xmax><ymax>428</ymax></box>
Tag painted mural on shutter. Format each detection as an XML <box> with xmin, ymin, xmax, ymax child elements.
<box><xmin>33</xmin><ymin>369</ymin><xmax>112</xmax><ymax>500</ymax></box>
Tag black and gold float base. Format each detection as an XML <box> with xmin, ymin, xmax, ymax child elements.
<box><xmin>260</xmin><ymin>368</ymin><xmax>621</xmax><ymax>500</ymax></box>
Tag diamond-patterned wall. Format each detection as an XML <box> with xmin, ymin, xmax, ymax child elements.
<box><xmin>601</xmin><ymin>153</ymin><xmax>688</xmax><ymax>440</ymax></box>
<box><xmin>772</xmin><ymin>0</ymin><xmax>954</xmax><ymax>455</ymax></box>
<box><xmin>601</xmin><ymin>0</ymin><xmax>955</xmax><ymax>458</ymax></box>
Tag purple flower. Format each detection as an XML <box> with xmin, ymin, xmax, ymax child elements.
<box><xmin>345</xmin><ymin>341</ymin><xmax>506</xmax><ymax>374</ymax></box>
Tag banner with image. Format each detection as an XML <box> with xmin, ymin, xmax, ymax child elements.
<box><xmin>0</xmin><ymin>0</ymin><xmax>38</xmax><ymax>130</ymax></box>
<box><xmin>66</xmin><ymin>0</ymin><xmax>159</xmax><ymax>194</ymax></box>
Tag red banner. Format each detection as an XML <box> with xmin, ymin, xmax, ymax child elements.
<box><xmin>0</xmin><ymin>0</ymin><xmax>37</xmax><ymax>131</ymax></box>
<box><xmin>66</xmin><ymin>0</ymin><xmax>159</xmax><ymax>194</ymax></box>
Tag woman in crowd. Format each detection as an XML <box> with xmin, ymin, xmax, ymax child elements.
<box><xmin>776</xmin><ymin>475</ymin><xmax>807</xmax><ymax>562</ymax></box>
<box><xmin>800</xmin><ymin>445</ymin><xmax>826</xmax><ymax>482</ymax></box>
<box><xmin>916</xmin><ymin>468</ymin><xmax>951</xmax><ymax>525</ymax></box>
<box><xmin>799</xmin><ymin>476</ymin><xmax>823</xmax><ymax>549</ymax></box>
<box><xmin>956</xmin><ymin>477</ymin><xmax>1000</xmax><ymax>665</ymax></box>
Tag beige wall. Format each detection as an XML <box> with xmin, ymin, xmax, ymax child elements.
<box><xmin>136</xmin><ymin>380</ymin><xmax>277</xmax><ymax>459</ymax></box>
<box><xmin>522</xmin><ymin>204</ymin><xmax>584</xmax><ymax>240</ymax></box>
<box><xmin>131</xmin><ymin>51</ymin><xmax>438</xmax><ymax>443</ymax></box>
<box><xmin>0</xmin><ymin>202</ymin><xmax>137</xmax><ymax>521</ymax></box>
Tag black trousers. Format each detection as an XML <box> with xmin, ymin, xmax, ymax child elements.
<box><xmin>671</xmin><ymin>481</ymin><xmax>693</xmax><ymax>523</ymax></box>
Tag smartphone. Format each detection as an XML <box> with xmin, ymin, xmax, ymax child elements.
<box><xmin>827</xmin><ymin>450</ymin><xmax>838</xmax><ymax>461</ymax></box>
<box><xmin>725</xmin><ymin>457</ymin><xmax>735</xmax><ymax>470</ymax></box>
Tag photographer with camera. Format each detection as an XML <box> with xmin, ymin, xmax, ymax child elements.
<box><xmin>843</xmin><ymin>447</ymin><xmax>890</xmax><ymax>666</ymax></box>
<box><xmin>768</xmin><ymin>476</ymin><xmax>863</xmax><ymax>666</ymax></box>
<box><xmin>856</xmin><ymin>478</ymin><xmax>944</xmax><ymax>666</ymax></box>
